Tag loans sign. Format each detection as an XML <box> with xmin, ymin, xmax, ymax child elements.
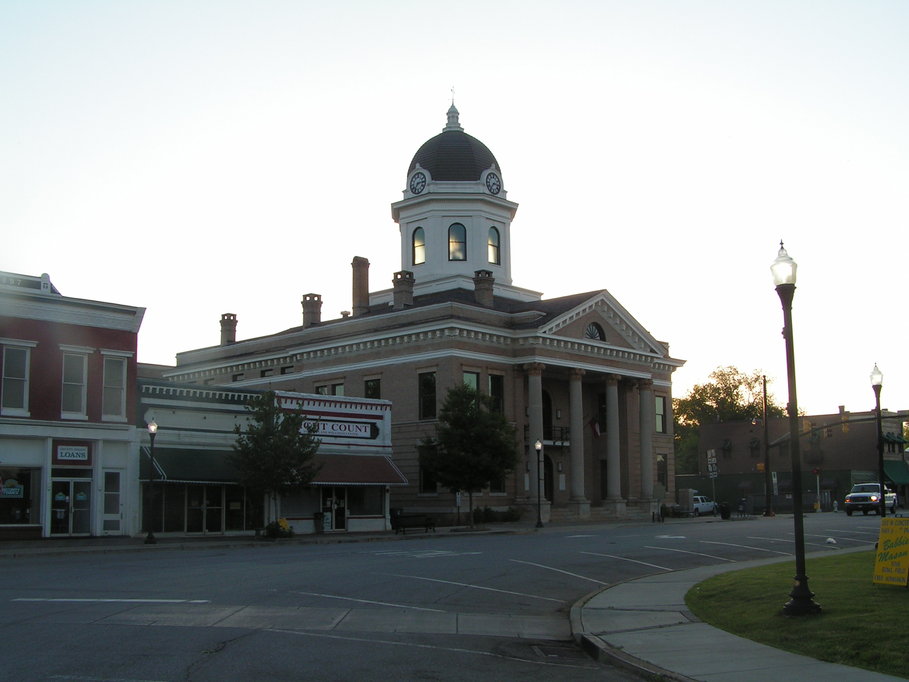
<box><xmin>872</xmin><ymin>517</ymin><xmax>909</xmax><ymax>586</ymax></box>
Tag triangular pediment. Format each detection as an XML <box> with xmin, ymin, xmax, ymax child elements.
<box><xmin>541</xmin><ymin>290</ymin><xmax>667</xmax><ymax>356</ymax></box>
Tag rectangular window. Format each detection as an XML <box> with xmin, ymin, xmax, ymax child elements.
<box><xmin>364</xmin><ymin>378</ymin><xmax>381</xmax><ymax>399</ymax></box>
<box><xmin>61</xmin><ymin>353</ymin><xmax>87</xmax><ymax>417</ymax></box>
<box><xmin>418</xmin><ymin>372</ymin><xmax>436</xmax><ymax>420</ymax></box>
<box><xmin>655</xmin><ymin>396</ymin><xmax>667</xmax><ymax>433</ymax></box>
<box><xmin>102</xmin><ymin>356</ymin><xmax>127</xmax><ymax>419</ymax></box>
<box><xmin>316</xmin><ymin>383</ymin><xmax>344</xmax><ymax>396</ymax></box>
<box><xmin>462</xmin><ymin>371</ymin><xmax>479</xmax><ymax>392</ymax></box>
<box><xmin>488</xmin><ymin>374</ymin><xmax>505</xmax><ymax>413</ymax></box>
<box><xmin>280</xmin><ymin>365</ymin><xmax>294</xmax><ymax>375</ymax></box>
<box><xmin>489</xmin><ymin>475</ymin><xmax>506</xmax><ymax>494</ymax></box>
<box><xmin>232</xmin><ymin>373</ymin><xmax>245</xmax><ymax>382</ymax></box>
<box><xmin>419</xmin><ymin>465</ymin><xmax>437</xmax><ymax>494</ymax></box>
<box><xmin>260</xmin><ymin>368</ymin><xmax>274</xmax><ymax>378</ymax></box>
<box><xmin>1</xmin><ymin>346</ymin><xmax>30</xmax><ymax>415</ymax></box>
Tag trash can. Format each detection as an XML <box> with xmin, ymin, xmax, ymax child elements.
<box><xmin>718</xmin><ymin>502</ymin><xmax>731</xmax><ymax>520</ymax></box>
<box><xmin>313</xmin><ymin>512</ymin><xmax>324</xmax><ymax>534</ymax></box>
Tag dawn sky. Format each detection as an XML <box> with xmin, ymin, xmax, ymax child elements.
<box><xmin>3</xmin><ymin>0</ymin><xmax>908</xmax><ymax>417</ymax></box>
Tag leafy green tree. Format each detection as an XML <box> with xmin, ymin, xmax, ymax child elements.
<box><xmin>232</xmin><ymin>391</ymin><xmax>320</xmax><ymax>525</ymax></box>
<box><xmin>420</xmin><ymin>384</ymin><xmax>519</xmax><ymax>527</ymax></box>
<box><xmin>673</xmin><ymin>366</ymin><xmax>785</xmax><ymax>474</ymax></box>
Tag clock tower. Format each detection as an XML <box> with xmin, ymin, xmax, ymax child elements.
<box><xmin>389</xmin><ymin>105</ymin><xmax>541</xmax><ymax>303</ymax></box>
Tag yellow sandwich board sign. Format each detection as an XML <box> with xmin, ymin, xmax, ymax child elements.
<box><xmin>873</xmin><ymin>517</ymin><xmax>909</xmax><ymax>586</ymax></box>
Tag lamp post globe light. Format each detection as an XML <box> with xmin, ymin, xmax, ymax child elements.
<box><xmin>145</xmin><ymin>420</ymin><xmax>158</xmax><ymax>545</ymax></box>
<box><xmin>534</xmin><ymin>439</ymin><xmax>544</xmax><ymax>529</ymax></box>
<box><xmin>771</xmin><ymin>242</ymin><xmax>820</xmax><ymax>615</ymax></box>
<box><xmin>871</xmin><ymin>364</ymin><xmax>886</xmax><ymax>517</ymax></box>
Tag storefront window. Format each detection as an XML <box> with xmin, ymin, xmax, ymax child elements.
<box><xmin>348</xmin><ymin>487</ymin><xmax>383</xmax><ymax>515</ymax></box>
<box><xmin>0</xmin><ymin>468</ymin><xmax>40</xmax><ymax>525</ymax></box>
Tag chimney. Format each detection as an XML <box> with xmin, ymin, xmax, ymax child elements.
<box><xmin>392</xmin><ymin>271</ymin><xmax>415</xmax><ymax>310</ymax></box>
<box><xmin>301</xmin><ymin>294</ymin><xmax>322</xmax><ymax>329</ymax></box>
<box><xmin>473</xmin><ymin>270</ymin><xmax>495</xmax><ymax>307</ymax></box>
<box><xmin>220</xmin><ymin>313</ymin><xmax>237</xmax><ymax>345</ymax></box>
<box><xmin>352</xmin><ymin>256</ymin><xmax>370</xmax><ymax>317</ymax></box>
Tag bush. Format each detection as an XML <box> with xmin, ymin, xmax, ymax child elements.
<box><xmin>264</xmin><ymin>518</ymin><xmax>294</xmax><ymax>538</ymax></box>
<box><xmin>471</xmin><ymin>506</ymin><xmax>523</xmax><ymax>523</ymax></box>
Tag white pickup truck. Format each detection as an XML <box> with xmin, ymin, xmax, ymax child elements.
<box><xmin>844</xmin><ymin>483</ymin><xmax>897</xmax><ymax>516</ymax></box>
<box><xmin>691</xmin><ymin>495</ymin><xmax>717</xmax><ymax>516</ymax></box>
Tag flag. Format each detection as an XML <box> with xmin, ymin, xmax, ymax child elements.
<box><xmin>589</xmin><ymin>418</ymin><xmax>601</xmax><ymax>438</ymax></box>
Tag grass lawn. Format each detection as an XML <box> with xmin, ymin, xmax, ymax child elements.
<box><xmin>685</xmin><ymin>550</ymin><xmax>909</xmax><ymax>679</ymax></box>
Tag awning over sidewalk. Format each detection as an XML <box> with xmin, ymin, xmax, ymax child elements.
<box><xmin>884</xmin><ymin>460</ymin><xmax>909</xmax><ymax>485</ymax></box>
<box><xmin>141</xmin><ymin>448</ymin><xmax>239</xmax><ymax>484</ymax></box>
<box><xmin>310</xmin><ymin>454</ymin><xmax>408</xmax><ymax>487</ymax></box>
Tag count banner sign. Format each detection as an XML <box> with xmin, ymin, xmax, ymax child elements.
<box><xmin>872</xmin><ymin>517</ymin><xmax>909</xmax><ymax>587</ymax></box>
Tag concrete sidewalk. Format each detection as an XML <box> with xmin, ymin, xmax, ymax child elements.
<box><xmin>570</xmin><ymin>553</ymin><xmax>904</xmax><ymax>681</ymax></box>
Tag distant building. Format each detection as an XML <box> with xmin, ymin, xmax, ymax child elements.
<box><xmin>161</xmin><ymin>105</ymin><xmax>684</xmax><ymax>525</ymax></box>
<box><xmin>688</xmin><ymin>408</ymin><xmax>909</xmax><ymax>512</ymax></box>
<box><xmin>137</xmin><ymin>381</ymin><xmax>404</xmax><ymax>535</ymax></box>
<box><xmin>0</xmin><ymin>272</ymin><xmax>144</xmax><ymax>538</ymax></box>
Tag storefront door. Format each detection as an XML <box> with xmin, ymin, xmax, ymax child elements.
<box><xmin>50</xmin><ymin>479</ymin><xmax>92</xmax><ymax>536</ymax></box>
<box><xmin>321</xmin><ymin>487</ymin><xmax>347</xmax><ymax>531</ymax></box>
<box><xmin>186</xmin><ymin>485</ymin><xmax>223</xmax><ymax>534</ymax></box>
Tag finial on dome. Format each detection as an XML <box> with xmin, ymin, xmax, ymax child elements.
<box><xmin>444</xmin><ymin>98</ymin><xmax>463</xmax><ymax>132</ymax></box>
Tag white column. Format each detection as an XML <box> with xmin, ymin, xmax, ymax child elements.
<box><xmin>639</xmin><ymin>380</ymin><xmax>655</xmax><ymax>499</ymax></box>
<box><xmin>606</xmin><ymin>374</ymin><xmax>622</xmax><ymax>501</ymax></box>
<box><xmin>569</xmin><ymin>368</ymin><xmax>586</xmax><ymax>501</ymax></box>
<box><xmin>525</xmin><ymin>363</ymin><xmax>545</xmax><ymax>503</ymax></box>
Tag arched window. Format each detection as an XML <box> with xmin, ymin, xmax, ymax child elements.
<box><xmin>448</xmin><ymin>223</ymin><xmax>466</xmax><ymax>261</ymax></box>
<box><xmin>487</xmin><ymin>227</ymin><xmax>500</xmax><ymax>265</ymax></box>
<box><xmin>412</xmin><ymin>227</ymin><xmax>425</xmax><ymax>265</ymax></box>
<box><xmin>585</xmin><ymin>322</ymin><xmax>605</xmax><ymax>341</ymax></box>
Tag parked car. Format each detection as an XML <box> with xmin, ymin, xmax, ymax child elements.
<box><xmin>691</xmin><ymin>495</ymin><xmax>717</xmax><ymax>516</ymax></box>
<box><xmin>844</xmin><ymin>483</ymin><xmax>897</xmax><ymax>516</ymax></box>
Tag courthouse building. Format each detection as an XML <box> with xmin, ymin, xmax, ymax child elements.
<box><xmin>163</xmin><ymin>105</ymin><xmax>685</xmax><ymax>524</ymax></box>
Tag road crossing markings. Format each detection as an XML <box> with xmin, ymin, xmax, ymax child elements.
<box><xmin>292</xmin><ymin>591</ymin><xmax>446</xmax><ymax>612</ymax></box>
<box><xmin>388</xmin><ymin>574</ymin><xmax>563</xmax><ymax>603</ymax></box>
<box><xmin>13</xmin><ymin>598</ymin><xmax>210</xmax><ymax>604</ymax></box>
<box><xmin>643</xmin><ymin>545</ymin><xmax>736</xmax><ymax>562</ymax></box>
<box><xmin>580</xmin><ymin>552</ymin><xmax>671</xmax><ymax>571</ymax></box>
<box><xmin>510</xmin><ymin>559</ymin><xmax>609</xmax><ymax>585</ymax></box>
<box><xmin>700</xmin><ymin>540</ymin><xmax>790</xmax><ymax>555</ymax></box>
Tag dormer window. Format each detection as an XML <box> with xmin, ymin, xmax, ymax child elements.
<box><xmin>412</xmin><ymin>227</ymin><xmax>426</xmax><ymax>265</ymax></box>
<box><xmin>448</xmin><ymin>223</ymin><xmax>466</xmax><ymax>261</ymax></box>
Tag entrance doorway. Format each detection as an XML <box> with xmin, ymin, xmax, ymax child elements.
<box><xmin>186</xmin><ymin>485</ymin><xmax>223</xmax><ymax>534</ymax></box>
<box><xmin>50</xmin><ymin>479</ymin><xmax>92</xmax><ymax>536</ymax></box>
<box><xmin>321</xmin><ymin>487</ymin><xmax>347</xmax><ymax>531</ymax></box>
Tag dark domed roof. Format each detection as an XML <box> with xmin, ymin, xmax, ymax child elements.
<box><xmin>408</xmin><ymin>105</ymin><xmax>500</xmax><ymax>181</ymax></box>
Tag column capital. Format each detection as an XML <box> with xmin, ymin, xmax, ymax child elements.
<box><xmin>605</xmin><ymin>373</ymin><xmax>621</xmax><ymax>386</ymax></box>
<box><xmin>637</xmin><ymin>379</ymin><xmax>654</xmax><ymax>391</ymax></box>
<box><xmin>570</xmin><ymin>368</ymin><xmax>586</xmax><ymax>380</ymax></box>
<box><xmin>523</xmin><ymin>362</ymin><xmax>546</xmax><ymax>376</ymax></box>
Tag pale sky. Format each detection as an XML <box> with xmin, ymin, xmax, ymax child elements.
<box><xmin>3</xmin><ymin>1</ymin><xmax>908</xmax><ymax>417</ymax></box>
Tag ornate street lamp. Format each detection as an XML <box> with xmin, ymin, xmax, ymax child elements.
<box><xmin>771</xmin><ymin>242</ymin><xmax>820</xmax><ymax>615</ymax></box>
<box><xmin>871</xmin><ymin>364</ymin><xmax>885</xmax><ymax>517</ymax></box>
<box><xmin>534</xmin><ymin>439</ymin><xmax>544</xmax><ymax>529</ymax></box>
<box><xmin>145</xmin><ymin>420</ymin><xmax>158</xmax><ymax>544</ymax></box>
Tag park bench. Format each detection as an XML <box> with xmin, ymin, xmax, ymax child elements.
<box><xmin>392</xmin><ymin>513</ymin><xmax>436</xmax><ymax>534</ymax></box>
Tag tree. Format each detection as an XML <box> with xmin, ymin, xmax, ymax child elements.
<box><xmin>232</xmin><ymin>391</ymin><xmax>321</xmax><ymax>526</ymax></box>
<box><xmin>673</xmin><ymin>366</ymin><xmax>785</xmax><ymax>474</ymax></box>
<box><xmin>419</xmin><ymin>384</ymin><xmax>519</xmax><ymax>527</ymax></box>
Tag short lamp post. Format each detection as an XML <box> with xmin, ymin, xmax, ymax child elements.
<box><xmin>871</xmin><ymin>364</ymin><xmax>886</xmax><ymax>517</ymax></box>
<box><xmin>145</xmin><ymin>420</ymin><xmax>158</xmax><ymax>545</ymax></box>
<box><xmin>534</xmin><ymin>439</ymin><xmax>544</xmax><ymax>529</ymax></box>
<box><xmin>771</xmin><ymin>242</ymin><xmax>820</xmax><ymax>615</ymax></box>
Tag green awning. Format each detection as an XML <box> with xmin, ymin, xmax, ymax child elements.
<box><xmin>141</xmin><ymin>448</ymin><xmax>239</xmax><ymax>484</ymax></box>
<box><xmin>883</xmin><ymin>460</ymin><xmax>909</xmax><ymax>485</ymax></box>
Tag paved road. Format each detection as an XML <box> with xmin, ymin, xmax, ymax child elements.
<box><xmin>0</xmin><ymin>513</ymin><xmax>884</xmax><ymax>681</ymax></box>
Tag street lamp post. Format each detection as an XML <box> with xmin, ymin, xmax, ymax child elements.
<box><xmin>871</xmin><ymin>364</ymin><xmax>885</xmax><ymax>518</ymax></box>
<box><xmin>771</xmin><ymin>242</ymin><xmax>820</xmax><ymax>615</ymax></box>
<box><xmin>145</xmin><ymin>420</ymin><xmax>158</xmax><ymax>544</ymax></box>
<box><xmin>534</xmin><ymin>439</ymin><xmax>544</xmax><ymax>529</ymax></box>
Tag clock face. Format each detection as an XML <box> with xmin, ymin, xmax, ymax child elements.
<box><xmin>485</xmin><ymin>172</ymin><xmax>501</xmax><ymax>195</ymax></box>
<box><xmin>409</xmin><ymin>172</ymin><xmax>426</xmax><ymax>194</ymax></box>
